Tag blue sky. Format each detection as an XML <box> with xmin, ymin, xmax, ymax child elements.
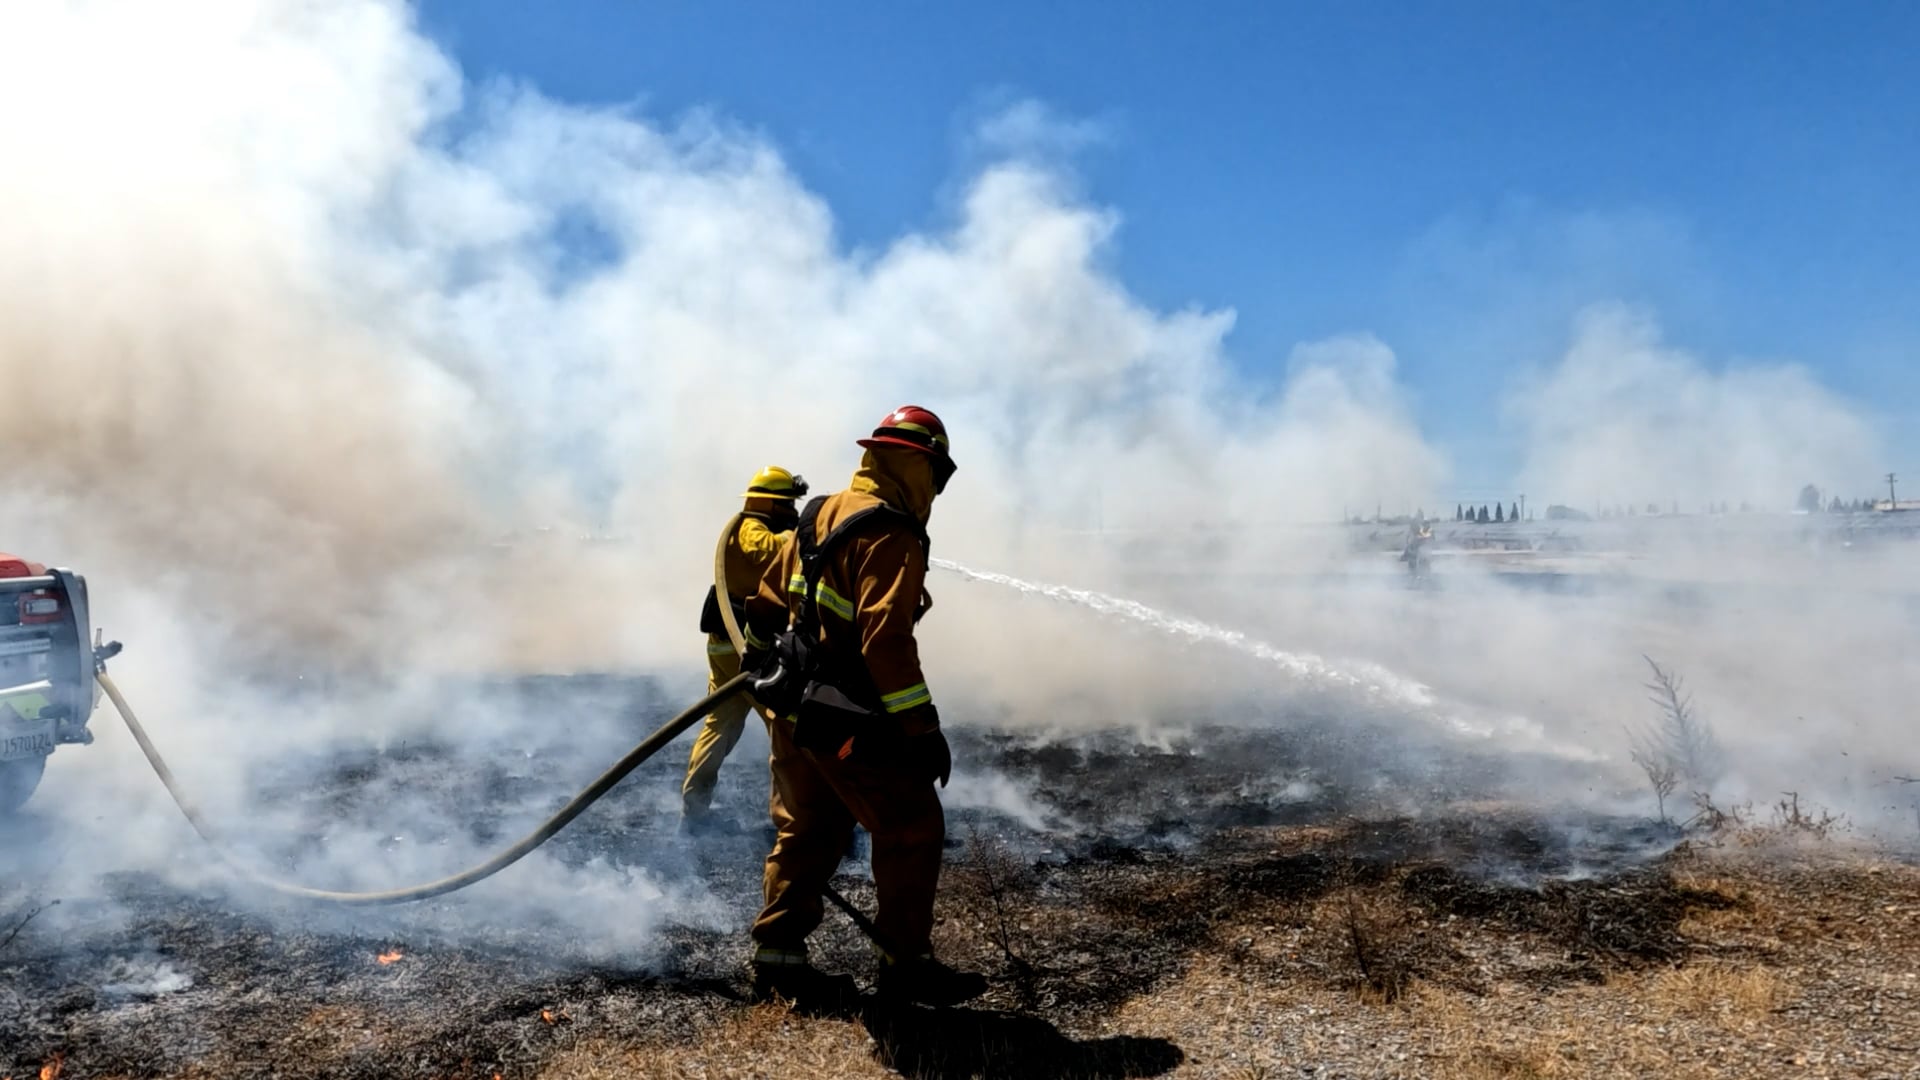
<box><xmin>420</xmin><ymin>1</ymin><xmax>1918</xmax><ymax>495</ymax></box>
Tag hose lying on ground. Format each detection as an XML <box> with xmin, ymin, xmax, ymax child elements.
<box><xmin>98</xmin><ymin>668</ymin><xmax>752</xmax><ymax>906</ymax></box>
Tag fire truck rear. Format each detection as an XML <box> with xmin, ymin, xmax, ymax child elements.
<box><xmin>1</xmin><ymin>553</ymin><xmax>113</xmax><ymax>813</ymax></box>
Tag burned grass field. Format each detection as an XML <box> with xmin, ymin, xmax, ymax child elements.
<box><xmin>3</xmin><ymin>675</ymin><xmax>1917</xmax><ymax>1079</ymax></box>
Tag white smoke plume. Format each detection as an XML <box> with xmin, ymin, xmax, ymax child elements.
<box><xmin>1513</xmin><ymin>304</ymin><xmax>1882</xmax><ymax>513</ymax></box>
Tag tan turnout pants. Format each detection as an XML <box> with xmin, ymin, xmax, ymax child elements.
<box><xmin>681</xmin><ymin>636</ymin><xmax>758</xmax><ymax>818</ymax></box>
<box><xmin>751</xmin><ymin>713</ymin><xmax>945</xmax><ymax>958</ymax></box>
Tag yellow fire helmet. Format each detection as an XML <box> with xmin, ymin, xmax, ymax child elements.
<box><xmin>741</xmin><ymin>466</ymin><xmax>809</xmax><ymax>501</ymax></box>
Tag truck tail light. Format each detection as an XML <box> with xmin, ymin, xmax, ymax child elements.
<box><xmin>20</xmin><ymin>593</ymin><xmax>61</xmax><ymax>624</ymax></box>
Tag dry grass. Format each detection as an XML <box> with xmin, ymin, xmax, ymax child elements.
<box><xmin>1402</xmin><ymin>963</ymin><xmax>1796</xmax><ymax>1078</ymax></box>
<box><xmin>1667</xmin><ymin>871</ymin><xmax>1783</xmax><ymax>948</ymax></box>
<box><xmin>1643</xmin><ymin>963</ymin><xmax>1793</xmax><ymax>1019</ymax></box>
<box><xmin>1117</xmin><ymin>964</ymin><xmax>1804</xmax><ymax>1080</ymax></box>
<box><xmin>1336</xmin><ymin>887</ymin><xmax>1418</xmax><ymax>1004</ymax></box>
<box><xmin>1109</xmin><ymin>844</ymin><xmax>1919</xmax><ymax>1080</ymax></box>
<box><xmin>537</xmin><ymin>1004</ymin><xmax>889</xmax><ymax>1080</ymax></box>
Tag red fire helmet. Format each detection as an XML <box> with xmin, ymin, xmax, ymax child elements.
<box><xmin>857</xmin><ymin>405</ymin><xmax>957</xmax><ymax>492</ymax></box>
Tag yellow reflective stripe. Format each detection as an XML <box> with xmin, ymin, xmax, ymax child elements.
<box><xmin>813</xmin><ymin>581</ymin><xmax>854</xmax><ymax>621</ymax></box>
<box><xmin>743</xmin><ymin>625</ymin><xmax>769</xmax><ymax>649</ymax></box>
<box><xmin>786</xmin><ymin>573</ymin><xmax>854</xmax><ymax>620</ymax></box>
<box><xmin>880</xmin><ymin>683</ymin><xmax>931</xmax><ymax>713</ymax></box>
<box><xmin>707</xmin><ymin>641</ymin><xmax>738</xmax><ymax>656</ymax></box>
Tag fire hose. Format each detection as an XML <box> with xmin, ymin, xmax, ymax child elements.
<box><xmin>99</xmin><ymin>667</ymin><xmax>753</xmax><ymax>906</ymax></box>
<box><xmin>90</xmin><ymin>513</ymin><xmax>898</xmax><ymax>957</ymax></box>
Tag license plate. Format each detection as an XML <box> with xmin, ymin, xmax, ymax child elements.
<box><xmin>0</xmin><ymin>723</ymin><xmax>53</xmax><ymax>762</ymax></box>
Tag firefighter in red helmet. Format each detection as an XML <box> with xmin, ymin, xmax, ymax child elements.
<box><xmin>737</xmin><ymin>406</ymin><xmax>984</xmax><ymax>1008</ymax></box>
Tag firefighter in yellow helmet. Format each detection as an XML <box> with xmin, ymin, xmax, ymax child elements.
<box><xmin>680</xmin><ymin>465</ymin><xmax>809</xmax><ymax>832</ymax></box>
<box><xmin>738</xmin><ymin>406</ymin><xmax>984</xmax><ymax>1008</ymax></box>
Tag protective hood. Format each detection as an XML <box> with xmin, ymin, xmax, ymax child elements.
<box><xmin>850</xmin><ymin>447</ymin><xmax>936</xmax><ymax>526</ymax></box>
<box><xmin>742</xmin><ymin>495</ymin><xmax>799</xmax><ymax>528</ymax></box>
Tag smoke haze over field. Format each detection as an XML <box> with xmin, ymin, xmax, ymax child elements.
<box><xmin>2</xmin><ymin>0</ymin><xmax>1916</xmax><ymax>932</ymax></box>
<box><xmin>1513</xmin><ymin>305</ymin><xmax>1883</xmax><ymax>513</ymax></box>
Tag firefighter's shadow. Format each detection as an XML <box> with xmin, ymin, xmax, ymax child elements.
<box><xmin>860</xmin><ymin>1001</ymin><xmax>1183</xmax><ymax>1080</ymax></box>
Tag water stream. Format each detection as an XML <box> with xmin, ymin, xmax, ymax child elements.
<box><xmin>931</xmin><ymin>558</ymin><xmax>1575</xmax><ymax>752</ymax></box>
<box><xmin>932</xmin><ymin>558</ymin><xmax>1435</xmax><ymax>707</ymax></box>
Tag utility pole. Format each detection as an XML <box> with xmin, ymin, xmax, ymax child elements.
<box><xmin>1889</xmin><ymin>473</ymin><xmax>1899</xmax><ymax>510</ymax></box>
<box><xmin>1520</xmin><ymin>494</ymin><xmax>1526</xmax><ymax>522</ymax></box>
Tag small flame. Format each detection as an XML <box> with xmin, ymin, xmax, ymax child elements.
<box><xmin>376</xmin><ymin>949</ymin><xmax>404</xmax><ymax>965</ymax></box>
<box><xmin>540</xmin><ymin>1008</ymin><xmax>556</xmax><ymax>1024</ymax></box>
<box><xmin>40</xmin><ymin>1053</ymin><xmax>65</xmax><ymax>1080</ymax></box>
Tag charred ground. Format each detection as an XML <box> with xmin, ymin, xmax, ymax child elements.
<box><xmin>3</xmin><ymin>675</ymin><xmax>1916</xmax><ymax>1079</ymax></box>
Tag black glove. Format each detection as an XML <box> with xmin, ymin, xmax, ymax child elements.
<box><xmin>747</xmin><ymin>660</ymin><xmax>775</xmax><ymax>687</ymax></box>
<box><xmin>741</xmin><ymin>644</ymin><xmax>773</xmax><ymax>678</ymax></box>
<box><xmin>901</xmin><ymin>729</ymin><xmax>952</xmax><ymax>788</ymax></box>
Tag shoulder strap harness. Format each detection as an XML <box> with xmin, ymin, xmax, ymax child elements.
<box><xmin>789</xmin><ymin>495</ymin><xmax>930</xmax><ymax>640</ymax></box>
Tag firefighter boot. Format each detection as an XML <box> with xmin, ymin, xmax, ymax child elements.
<box><xmin>748</xmin><ymin>950</ymin><xmax>860</xmax><ymax>1015</ymax></box>
<box><xmin>874</xmin><ymin>955</ymin><xmax>987</xmax><ymax>1007</ymax></box>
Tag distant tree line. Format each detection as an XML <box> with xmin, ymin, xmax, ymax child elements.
<box><xmin>1409</xmin><ymin>484</ymin><xmax>1891</xmax><ymax>529</ymax></box>
<box><xmin>1798</xmin><ymin>484</ymin><xmax>1884</xmax><ymax>514</ymax></box>
<box><xmin>1454</xmin><ymin>503</ymin><xmax>1522</xmax><ymax>524</ymax></box>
